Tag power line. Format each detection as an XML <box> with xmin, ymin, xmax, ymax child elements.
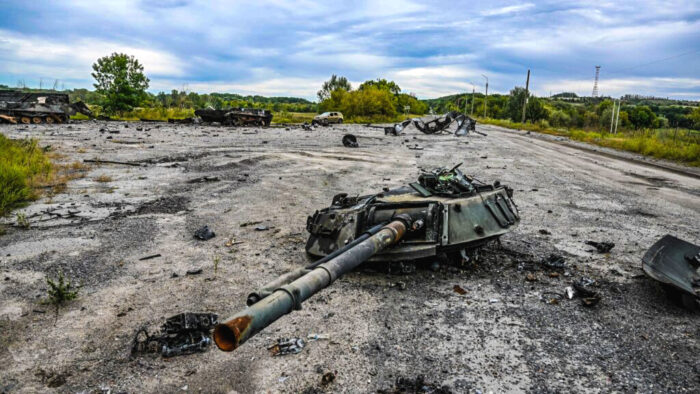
<box><xmin>606</xmin><ymin>49</ymin><xmax>700</xmax><ymax>75</ymax></box>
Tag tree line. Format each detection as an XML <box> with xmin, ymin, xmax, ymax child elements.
<box><xmin>425</xmin><ymin>89</ymin><xmax>700</xmax><ymax>131</ymax></box>
<box><xmin>4</xmin><ymin>52</ymin><xmax>698</xmax><ymax>130</ymax></box>
<box><xmin>316</xmin><ymin>75</ymin><xmax>428</xmax><ymax>120</ymax></box>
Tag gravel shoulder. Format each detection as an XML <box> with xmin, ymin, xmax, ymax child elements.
<box><xmin>0</xmin><ymin>121</ymin><xmax>698</xmax><ymax>393</ymax></box>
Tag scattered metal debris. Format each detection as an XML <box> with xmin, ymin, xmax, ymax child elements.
<box><xmin>572</xmin><ymin>277</ymin><xmax>601</xmax><ymax>307</ymax></box>
<box><xmin>369</xmin><ymin>112</ymin><xmax>479</xmax><ymax>137</ymax></box>
<box><xmin>268</xmin><ymin>338</ymin><xmax>305</xmax><ymax>356</ymax></box>
<box><xmin>194</xmin><ymin>225</ymin><xmax>215</xmax><ymax>240</ymax></box>
<box><xmin>187</xmin><ymin>176</ymin><xmax>220</xmax><ymax>184</ymax></box>
<box><xmin>586</xmin><ymin>240</ymin><xmax>615</xmax><ymax>253</ymax></box>
<box><xmin>383</xmin><ymin>119</ymin><xmax>412</xmax><ymax>136</ymax></box>
<box><xmin>541</xmin><ymin>291</ymin><xmax>565</xmax><ymax>305</ymax></box>
<box><xmin>186</xmin><ymin>268</ymin><xmax>203</xmax><ymax>275</ymax></box>
<box><xmin>139</xmin><ymin>254</ymin><xmax>161</xmax><ymax>261</ymax></box>
<box><xmin>642</xmin><ymin>234</ymin><xmax>699</xmax><ymax>310</ymax></box>
<box><xmin>131</xmin><ymin>313</ymin><xmax>218</xmax><ymax>358</ymax></box>
<box><xmin>540</xmin><ymin>254</ymin><xmax>567</xmax><ymax>270</ymax></box>
<box><xmin>307</xmin><ymin>333</ymin><xmax>330</xmax><ymax>341</ymax></box>
<box><xmin>83</xmin><ymin>159</ymin><xmax>143</xmax><ymax>167</ymax></box>
<box><xmin>321</xmin><ymin>371</ymin><xmax>336</xmax><ymax>386</ymax></box>
<box><xmin>378</xmin><ymin>375</ymin><xmax>452</xmax><ymax>394</ymax></box>
<box><xmin>254</xmin><ymin>225</ymin><xmax>270</xmax><ymax>231</ymax></box>
<box><xmin>453</xmin><ymin>285</ymin><xmax>467</xmax><ymax>295</ymax></box>
<box><xmin>342</xmin><ymin>134</ymin><xmax>359</xmax><ymax>147</ymax></box>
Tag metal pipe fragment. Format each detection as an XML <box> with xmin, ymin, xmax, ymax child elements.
<box><xmin>214</xmin><ymin>219</ymin><xmax>408</xmax><ymax>351</ymax></box>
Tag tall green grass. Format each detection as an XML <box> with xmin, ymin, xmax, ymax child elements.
<box><xmin>479</xmin><ymin>118</ymin><xmax>700</xmax><ymax>167</ymax></box>
<box><xmin>0</xmin><ymin>134</ymin><xmax>52</xmax><ymax>215</ymax></box>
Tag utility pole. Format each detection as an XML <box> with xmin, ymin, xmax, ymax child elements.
<box><xmin>464</xmin><ymin>90</ymin><xmax>468</xmax><ymax>115</ymax></box>
<box><xmin>470</xmin><ymin>85</ymin><xmax>475</xmax><ymax>116</ymax></box>
<box><xmin>481</xmin><ymin>74</ymin><xmax>488</xmax><ymax>118</ymax></box>
<box><xmin>592</xmin><ymin>66</ymin><xmax>600</xmax><ymax>97</ymax></box>
<box><xmin>521</xmin><ymin>69</ymin><xmax>530</xmax><ymax>124</ymax></box>
<box><xmin>614</xmin><ymin>100</ymin><xmax>621</xmax><ymax>134</ymax></box>
<box><xmin>609</xmin><ymin>100</ymin><xmax>616</xmax><ymax>134</ymax></box>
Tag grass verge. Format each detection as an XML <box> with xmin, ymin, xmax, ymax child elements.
<box><xmin>0</xmin><ymin>133</ymin><xmax>53</xmax><ymax>215</ymax></box>
<box><xmin>479</xmin><ymin>118</ymin><xmax>700</xmax><ymax>167</ymax></box>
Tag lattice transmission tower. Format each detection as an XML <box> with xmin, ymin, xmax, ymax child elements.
<box><xmin>592</xmin><ymin>65</ymin><xmax>601</xmax><ymax>97</ymax></box>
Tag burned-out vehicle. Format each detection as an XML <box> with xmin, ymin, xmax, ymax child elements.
<box><xmin>375</xmin><ymin>111</ymin><xmax>481</xmax><ymax>137</ymax></box>
<box><xmin>0</xmin><ymin>90</ymin><xmax>92</xmax><ymax>124</ymax></box>
<box><xmin>213</xmin><ymin>164</ymin><xmax>519</xmax><ymax>351</ymax></box>
<box><xmin>194</xmin><ymin>108</ymin><xmax>273</xmax><ymax>126</ymax></box>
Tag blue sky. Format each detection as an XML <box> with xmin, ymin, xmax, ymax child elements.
<box><xmin>1</xmin><ymin>0</ymin><xmax>699</xmax><ymax>100</ymax></box>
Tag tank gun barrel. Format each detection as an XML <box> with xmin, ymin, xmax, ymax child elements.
<box><xmin>213</xmin><ymin>218</ymin><xmax>410</xmax><ymax>352</ymax></box>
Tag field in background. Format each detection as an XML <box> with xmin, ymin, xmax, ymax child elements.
<box><xmin>479</xmin><ymin>118</ymin><xmax>700</xmax><ymax>167</ymax></box>
<box><xmin>73</xmin><ymin>110</ymin><xmax>423</xmax><ymax>125</ymax></box>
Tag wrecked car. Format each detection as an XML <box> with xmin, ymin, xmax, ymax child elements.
<box><xmin>312</xmin><ymin>111</ymin><xmax>344</xmax><ymax>126</ymax></box>
<box><xmin>213</xmin><ymin>163</ymin><xmax>519</xmax><ymax>351</ymax></box>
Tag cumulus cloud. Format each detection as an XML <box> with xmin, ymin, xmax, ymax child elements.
<box><xmin>0</xmin><ymin>0</ymin><xmax>698</xmax><ymax>99</ymax></box>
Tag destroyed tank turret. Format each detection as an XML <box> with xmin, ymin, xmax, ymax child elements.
<box><xmin>213</xmin><ymin>164</ymin><xmax>519</xmax><ymax>352</ymax></box>
<box><xmin>305</xmin><ymin>163</ymin><xmax>518</xmax><ymax>262</ymax></box>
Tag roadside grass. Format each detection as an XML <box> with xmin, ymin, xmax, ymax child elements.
<box><xmin>0</xmin><ymin>133</ymin><xmax>53</xmax><ymax>216</ymax></box>
<box><xmin>271</xmin><ymin>112</ymin><xmax>316</xmax><ymax>124</ymax></box>
<box><xmin>479</xmin><ymin>118</ymin><xmax>700</xmax><ymax>167</ymax></box>
<box><xmin>94</xmin><ymin>175</ymin><xmax>112</xmax><ymax>183</ymax></box>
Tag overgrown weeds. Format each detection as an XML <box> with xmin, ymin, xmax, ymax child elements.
<box><xmin>0</xmin><ymin>134</ymin><xmax>53</xmax><ymax>216</ymax></box>
<box><xmin>480</xmin><ymin>118</ymin><xmax>700</xmax><ymax>167</ymax></box>
<box><xmin>15</xmin><ymin>212</ymin><xmax>29</xmax><ymax>228</ymax></box>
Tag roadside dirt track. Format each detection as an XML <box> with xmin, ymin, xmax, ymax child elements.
<box><xmin>0</xmin><ymin>121</ymin><xmax>698</xmax><ymax>393</ymax></box>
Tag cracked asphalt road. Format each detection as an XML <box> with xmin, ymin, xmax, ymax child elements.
<box><xmin>0</xmin><ymin>121</ymin><xmax>698</xmax><ymax>393</ymax></box>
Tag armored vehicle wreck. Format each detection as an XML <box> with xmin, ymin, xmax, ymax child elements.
<box><xmin>194</xmin><ymin>108</ymin><xmax>272</xmax><ymax>126</ymax></box>
<box><xmin>0</xmin><ymin>90</ymin><xmax>92</xmax><ymax>124</ymax></box>
<box><xmin>214</xmin><ymin>164</ymin><xmax>519</xmax><ymax>352</ymax></box>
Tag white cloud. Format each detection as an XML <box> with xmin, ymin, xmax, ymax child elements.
<box><xmin>537</xmin><ymin>77</ymin><xmax>700</xmax><ymax>98</ymax></box>
<box><xmin>0</xmin><ymin>29</ymin><xmax>185</xmax><ymax>79</ymax></box>
<box><xmin>482</xmin><ymin>3</ymin><xmax>534</xmax><ymax>16</ymax></box>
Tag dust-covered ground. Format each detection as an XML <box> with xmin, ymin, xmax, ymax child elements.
<box><xmin>0</xmin><ymin>120</ymin><xmax>698</xmax><ymax>393</ymax></box>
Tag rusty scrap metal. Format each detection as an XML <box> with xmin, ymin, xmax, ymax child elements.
<box><xmin>268</xmin><ymin>337</ymin><xmax>305</xmax><ymax>356</ymax></box>
<box><xmin>131</xmin><ymin>312</ymin><xmax>218</xmax><ymax>357</ymax></box>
